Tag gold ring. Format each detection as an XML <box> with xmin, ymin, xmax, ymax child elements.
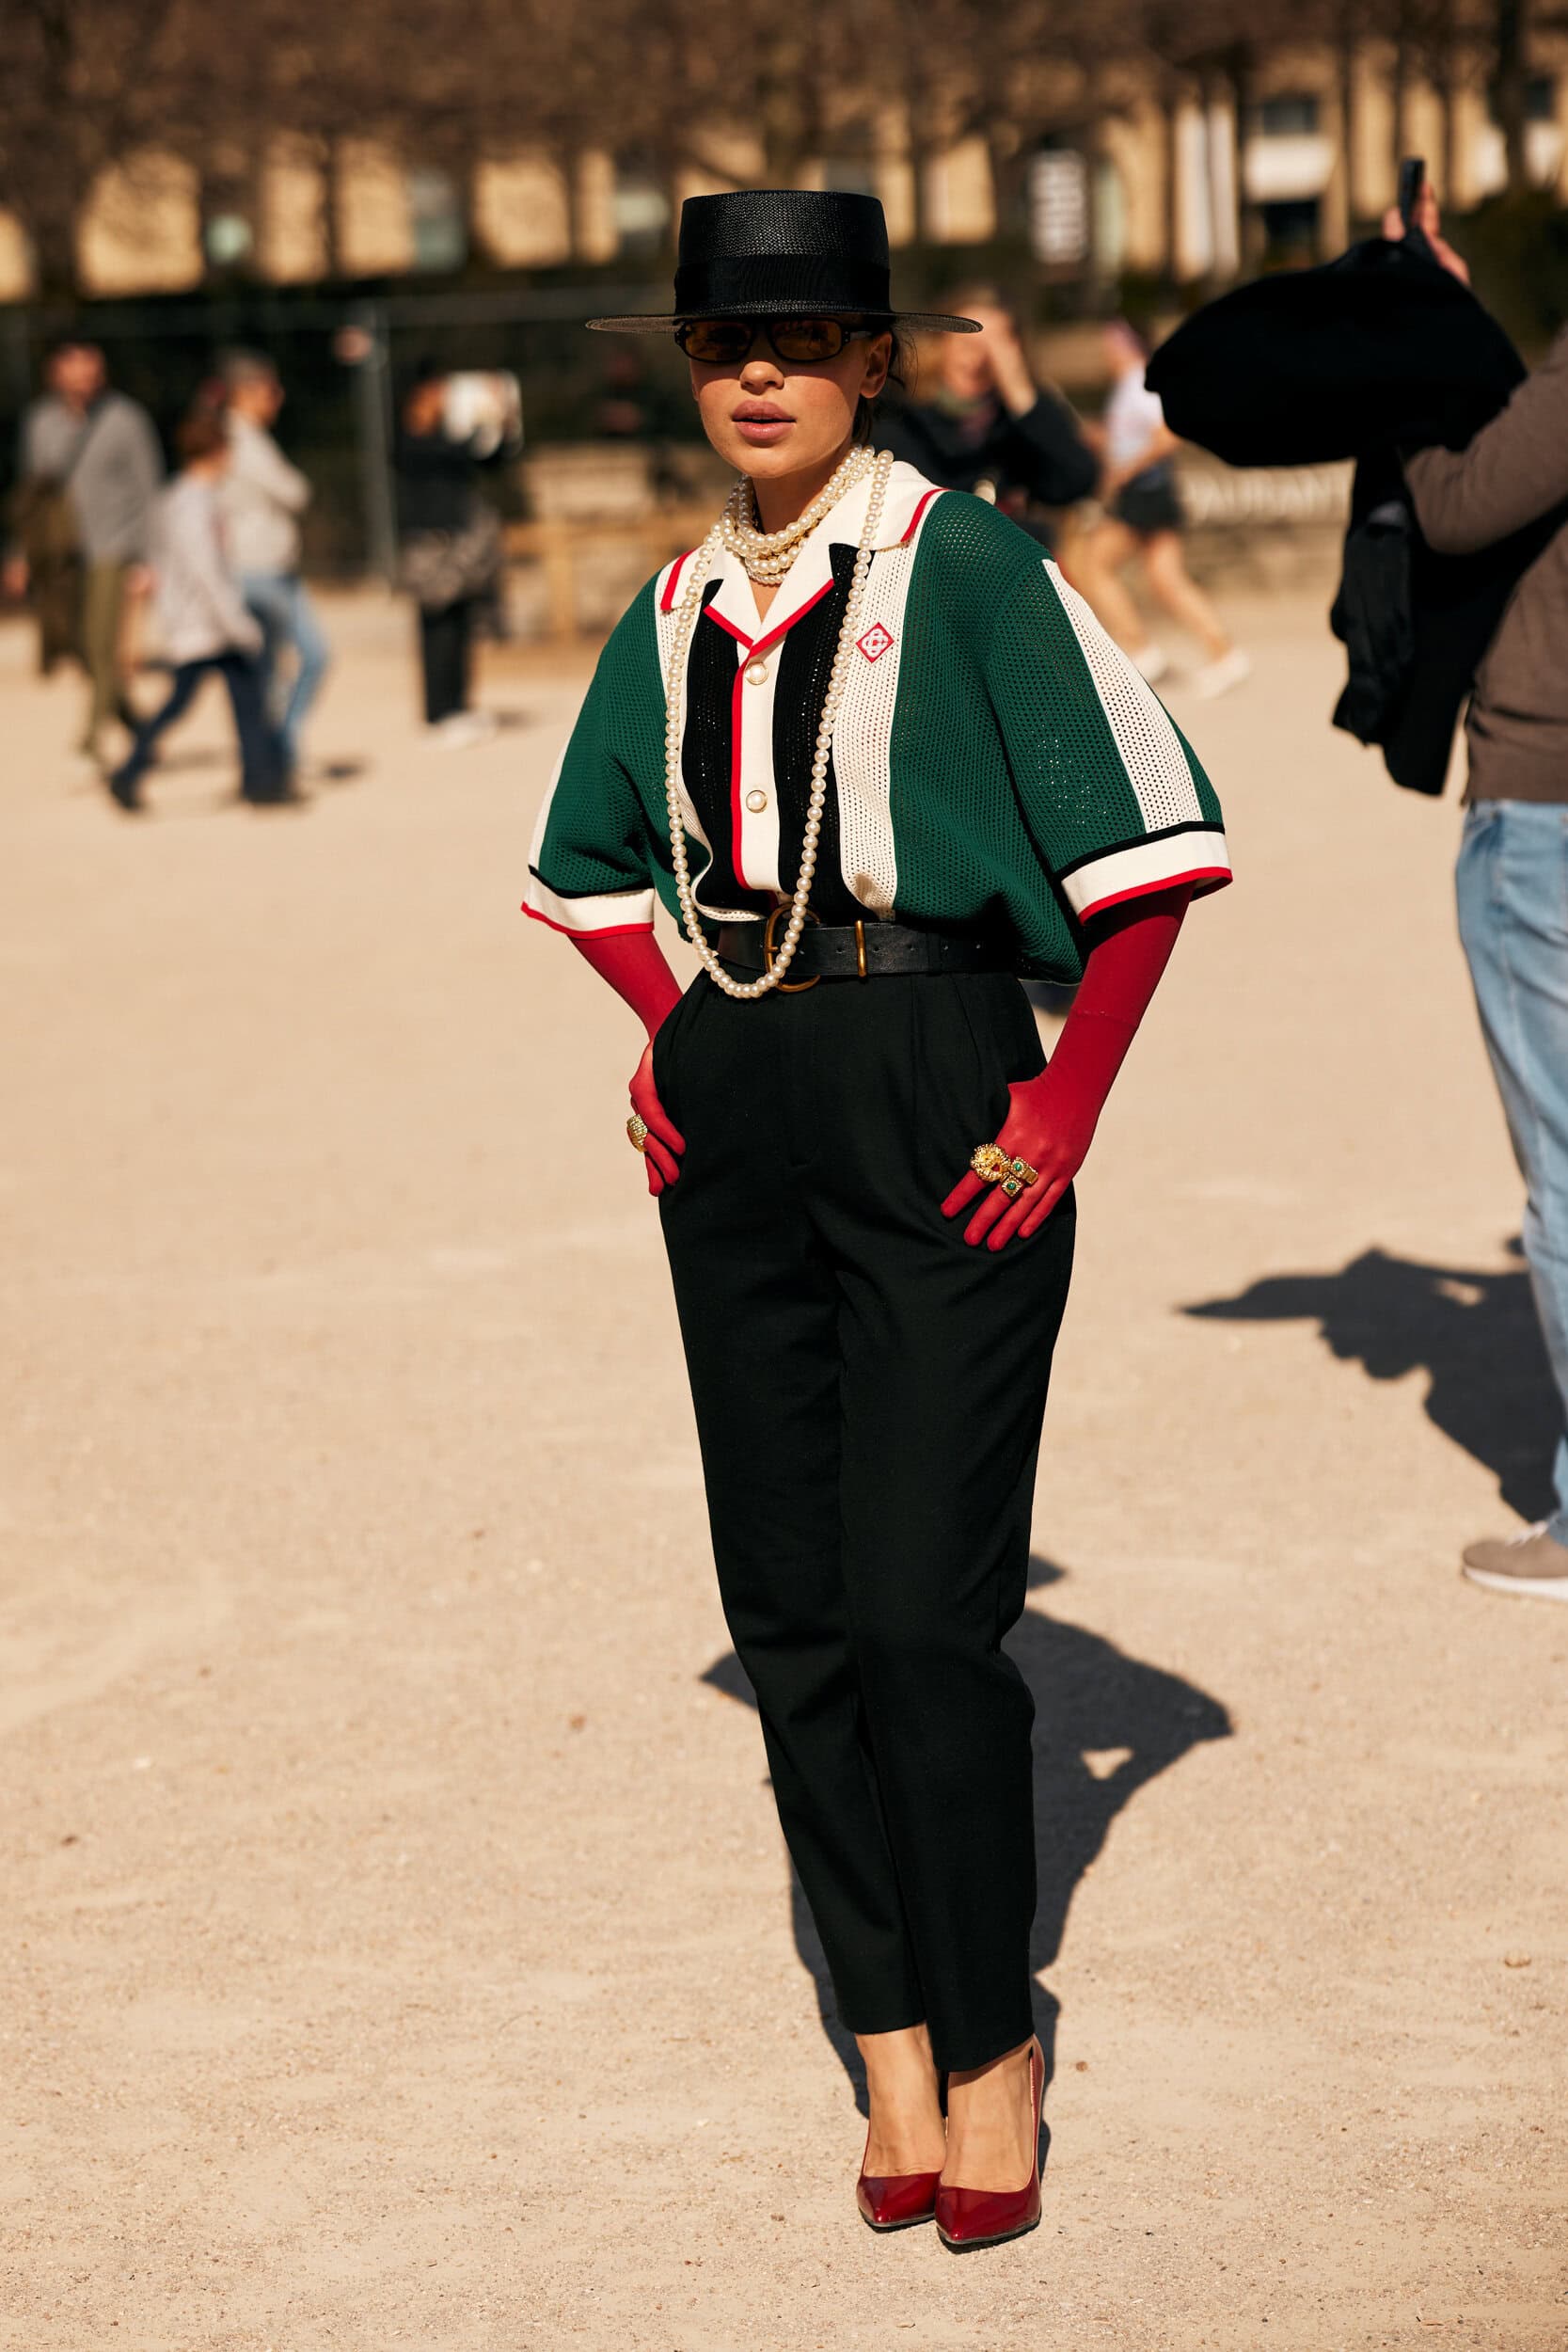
<box><xmin>971</xmin><ymin>1143</ymin><xmax>1039</xmax><ymax>1199</ymax></box>
<box><xmin>626</xmin><ymin>1113</ymin><xmax>649</xmax><ymax>1152</ymax></box>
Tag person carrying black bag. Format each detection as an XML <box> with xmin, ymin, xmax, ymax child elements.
<box><xmin>1146</xmin><ymin>175</ymin><xmax>1568</xmax><ymax>1601</ymax></box>
<box><xmin>4</xmin><ymin>339</ymin><xmax>163</xmax><ymax>771</ymax></box>
<box><xmin>1391</xmin><ymin>185</ymin><xmax>1568</xmax><ymax>1604</ymax></box>
<box><xmin>395</xmin><ymin>362</ymin><xmax>506</xmax><ymax>751</ymax></box>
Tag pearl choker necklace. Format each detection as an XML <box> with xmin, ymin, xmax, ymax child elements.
<box><xmin>718</xmin><ymin>445</ymin><xmax>878</xmax><ymax>584</ymax></box>
<box><xmin>664</xmin><ymin>446</ymin><xmax>896</xmax><ymax>1001</ymax></box>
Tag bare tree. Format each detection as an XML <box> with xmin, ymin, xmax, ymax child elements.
<box><xmin>0</xmin><ymin>0</ymin><xmax>201</xmax><ymax>294</ymax></box>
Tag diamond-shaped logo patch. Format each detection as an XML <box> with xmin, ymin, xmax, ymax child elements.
<box><xmin>857</xmin><ymin>622</ymin><xmax>895</xmax><ymax>663</ymax></box>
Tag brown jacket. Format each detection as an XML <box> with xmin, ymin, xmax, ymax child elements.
<box><xmin>1404</xmin><ymin>325</ymin><xmax>1568</xmax><ymax>803</ymax></box>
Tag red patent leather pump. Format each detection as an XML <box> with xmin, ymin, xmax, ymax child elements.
<box><xmin>934</xmin><ymin>2037</ymin><xmax>1045</xmax><ymax>2252</ymax></box>
<box><xmin>855</xmin><ymin>2134</ymin><xmax>943</xmax><ymax>2233</ymax></box>
<box><xmin>855</xmin><ymin>2070</ymin><xmax>947</xmax><ymax>2232</ymax></box>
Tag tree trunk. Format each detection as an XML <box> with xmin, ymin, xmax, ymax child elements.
<box><xmin>1216</xmin><ymin>53</ymin><xmax>1251</xmax><ymax>280</ymax></box>
<box><xmin>902</xmin><ymin>77</ymin><xmax>937</xmax><ymax>254</ymax></box>
<box><xmin>1161</xmin><ymin>76</ymin><xmax>1181</xmax><ymax>286</ymax></box>
<box><xmin>988</xmin><ymin>126</ymin><xmax>1036</xmax><ymax>310</ymax></box>
<box><xmin>1390</xmin><ymin>13</ymin><xmax>1411</xmax><ymax>187</ymax></box>
<box><xmin>1436</xmin><ymin>72</ymin><xmax>1458</xmax><ymax>201</ymax></box>
<box><xmin>1493</xmin><ymin>0</ymin><xmax>1528</xmax><ymax>195</ymax></box>
<box><xmin>463</xmin><ymin>154</ymin><xmax>492</xmax><ymax>271</ymax></box>
<box><xmin>1433</xmin><ymin>0</ymin><xmax>1461</xmax><ymax>199</ymax></box>
<box><xmin>26</xmin><ymin>196</ymin><xmax>82</xmax><ymax>302</ymax></box>
<box><xmin>908</xmin><ymin>135</ymin><xmax>934</xmax><ymax>251</ymax></box>
<box><xmin>26</xmin><ymin>0</ymin><xmax>85</xmax><ymax>298</ymax></box>
<box><xmin>1338</xmin><ymin>18</ymin><xmax>1359</xmax><ymax>230</ymax></box>
<box><xmin>322</xmin><ymin>136</ymin><xmax>344</xmax><ymax>280</ymax></box>
<box><xmin>559</xmin><ymin>145</ymin><xmax>584</xmax><ymax>264</ymax></box>
<box><xmin>757</xmin><ymin>37</ymin><xmax>814</xmax><ymax>186</ymax></box>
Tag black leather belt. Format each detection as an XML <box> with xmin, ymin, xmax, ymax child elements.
<box><xmin>716</xmin><ymin>917</ymin><xmax>1014</xmax><ymax>981</ymax></box>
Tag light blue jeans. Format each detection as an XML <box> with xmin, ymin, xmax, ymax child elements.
<box><xmin>1456</xmin><ymin>798</ymin><xmax>1568</xmax><ymax>1542</ymax></box>
<box><xmin>239</xmin><ymin>571</ymin><xmax>330</xmax><ymax>766</ymax></box>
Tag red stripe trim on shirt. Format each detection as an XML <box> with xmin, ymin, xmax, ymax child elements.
<box><xmin>659</xmin><ymin>551</ymin><xmax>696</xmax><ymax>612</ymax></box>
<box><xmin>701</xmin><ymin>573</ymin><xmax>837</xmax><ymax>658</ymax></box>
<box><xmin>900</xmin><ymin>487</ymin><xmax>942</xmax><ymax>545</ymax></box>
<box><xmin>521</xmin><ymin>903</ymin><xmax>656</xmax><ymax>940</ymax></box>
<box><xmin>1074</xmin><ymin>866</ymin><xmax>1233</xmax><ymax>923</ymax></box>
<box><xmin>729</xmin><ymin>657</ymin><xmax>750</xmax><ymax>887</ymax></box>
<box><xmin>751</xmin><ymin>576</ymin><xmax>834</xmax><ymax>659</ymax></box>
<box><xmin>705</xmin><ymin>605</ymin><xmax>752</xmax><ymax>648</ymax></box>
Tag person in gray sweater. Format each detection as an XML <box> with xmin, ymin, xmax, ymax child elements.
<box><xmin>108</xmin><ymin>412</ymin><xmax>285</xmax><ymax>813</ymax></box>
<box><xmin>5</xmin><ymin>339</ymin><xmax>163</xmax><ymax>768</ymax></box>
<box><xmin>1398</xmin><ymin>185</ymin><xmax>1568</xmax><ymax>1602</ymax></box>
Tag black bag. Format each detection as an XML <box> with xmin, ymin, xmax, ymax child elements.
<box><xmin>397</xmin><ymin>503</ymin><xmax>502</xmax><ymax>611</ymax></box>
<box><xmin>1330</xmin><ymin>490</ymin><xmax>1415</xmax><ymax>753</ymax></box>
<box><xmin>1147</xmin><ymin>239</ymin><xmax>1547</xmax><ymax>797</ymax></box>
<box><xmin>8</xmin><ymin>405</ymin><xmax>106</xmax><ymax>672</ymax></box>
<box><xmin>1145</xmin><ymin>236</ymin><xmax>1524</xmax><ymax>467</ymax></box>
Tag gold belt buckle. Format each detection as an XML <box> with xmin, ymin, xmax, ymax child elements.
<box><xmin>765</xmin><ymin>900</ymin><xmax>820</xmax><ymax>992</ymax></box>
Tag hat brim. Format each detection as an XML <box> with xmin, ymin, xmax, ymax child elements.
<box><xmin>586</xmin><ymin>310</ymin><xmax>981</xmax><ymax>335</ymax></box>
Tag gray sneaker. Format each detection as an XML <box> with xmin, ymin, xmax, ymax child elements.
<box><xmin>1462</xmin><ymin>1522</ymin><xmax>1568</xmax><ymax>1600</ymax></box>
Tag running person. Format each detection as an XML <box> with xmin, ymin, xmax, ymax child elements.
<box><xmin>1071</xmin><ymin>321</ymin><xmax>1249</xmax><ymax>699</ymax></box>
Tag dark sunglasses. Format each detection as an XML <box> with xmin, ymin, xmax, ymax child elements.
<box><xmin>675</xmin><ymin>316</ymin><xmax>882</xmax><ymax>365</ymax></box>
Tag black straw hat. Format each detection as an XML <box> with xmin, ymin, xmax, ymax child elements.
<box><xmin>587</xmin><ymin>190</ymin><xmax>979</xmax><ymax>336</ymax></box>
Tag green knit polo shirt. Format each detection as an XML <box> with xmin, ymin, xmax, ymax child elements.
<box><xmin>525</xmin><ymin>463</ymin><xmax>1229</xmax><ymax>981</ymax></box>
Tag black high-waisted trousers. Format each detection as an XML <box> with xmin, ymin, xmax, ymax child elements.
<box><xmin>655</xmin><ymin>965</ymin><xmax>1074</xmax><ymax>2073</ymax></box>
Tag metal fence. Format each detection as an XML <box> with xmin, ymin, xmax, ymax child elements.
<box><xmin>0</xmin><ymin>281</ymin><xmax>690</xmax><ymax>579</ymax></box>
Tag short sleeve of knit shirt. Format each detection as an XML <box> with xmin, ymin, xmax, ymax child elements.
<box><xmin>980</xmin><ymin>550</ymin><xmax>1229</xmax><ymax>923</ymax></box>
<box><xmin>524</xmin><ymin>585</ymin><xmax>663</xmax><ymax>937</ymax></box>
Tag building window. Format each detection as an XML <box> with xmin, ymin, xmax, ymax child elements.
<box><xmin>1256</xmin><ymin>94</ymin><xmax>1321</xmax><ymax>138</ymax></box>
<box><xmin>612</xmin><ymin>156</ymin><xmax>670</xmax><ymax>258</ymax></box>
<box><xmin>408</xmin><ymin>167</ymin><xmax>466</xmax><ymax>272</ymax></box>
<box><xmin>1027</xmin><ymin>145</ymin><xmax>1089</xmax><ymax>266</ymax></box>
<box><xmin>1485</xmin><ymin>72</ymin><xmax>1557</xmax><ymax>123</ymax></box>
<box><xmin>204</xmin><ymin>213</ymin><xmax>254</xmax><ymax>268</ymax></box>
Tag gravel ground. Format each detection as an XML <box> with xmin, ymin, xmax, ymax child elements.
<box><xmin>2</xmin><ymin>586</ymin><xmax>1564</xmax><ymax>2351</ymax></box>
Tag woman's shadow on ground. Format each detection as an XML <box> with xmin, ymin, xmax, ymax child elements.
<box><xmin>1185</xmin><ymin>1241</ymin><xmax>1557</xmax><ymax>1524</ymax></box>
<box><xmin>701</xmin><ymin>1560</ymin><xmax>1231</xmax><ymax>2122</ymax></box>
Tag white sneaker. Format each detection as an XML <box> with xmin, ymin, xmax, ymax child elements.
<box><xmin>1194</xmin><ymin>648</ymin><xmax>1251</xmax><ymax>700</ymax></box>
<box><xmin>1130</xmin><ymin>642</ymin><xmax>1169</xmax><ymax>684</ymax></box>
<box><xmin>1461</xmin><ymin>1522</ymin><xmax>1568</xmax><ymax>1600</ymax></box>
<box><xmin>431</xmin><ymin>710</ymin><xmax>498</xmax><ymax>752</ymax></box>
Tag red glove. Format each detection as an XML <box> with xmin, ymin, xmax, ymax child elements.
<box><xmin>571</xmin><ymin>931</ymin><xmax>687</xmax><ymax>1195</ymax></box>
<box><xmin>941</xmin><ymin>884</ymin><xmax>1193</xmax><ymax>1250</ymax></box>
<box><xmin>577</xmin><ymin>886</ymin><xmax>1192</xmax><ymax>1217</ymax></box>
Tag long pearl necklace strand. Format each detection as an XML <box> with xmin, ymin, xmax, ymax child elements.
<box><xmin>664</xmin><ymin>445</ymin><xmax>895</xmax><ymax>1002</ymax></box>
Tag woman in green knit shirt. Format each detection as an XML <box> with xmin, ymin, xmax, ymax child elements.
<box><xmin>526</xmin><ymin>192</ymin><xmax>1231</xmax><ymax>2249</ymax></box>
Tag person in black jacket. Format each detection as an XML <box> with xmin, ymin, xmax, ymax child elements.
<box><xmin>395</xmin><ymin>362</ymin><xmax>507</xmax><ymax>749</ymax></box>
<box><xmin>874</xmin><ymin>284</ymin><xmax>1096</xmax><ymax>540</ymax></box>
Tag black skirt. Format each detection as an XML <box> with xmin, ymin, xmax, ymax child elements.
<box><xmin>1113</xmin><ymin>465</ymin><xmax>1184</xmax><ymax>536</ymax></box>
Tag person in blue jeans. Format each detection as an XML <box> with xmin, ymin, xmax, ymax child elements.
<box><xmin>110</xmin><ymin>412</ymin><xmax>285</xmax><ymax>811</ymax></box>
<box><xmin>220</xmin><ymin>351</ymin><xmax>330</xmax><ymax>778</ymax></box>
<box><xmin>1401</xmin><ymin>183</ymin><xmax>1568</xmax><ymax>1601</ymax></box>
